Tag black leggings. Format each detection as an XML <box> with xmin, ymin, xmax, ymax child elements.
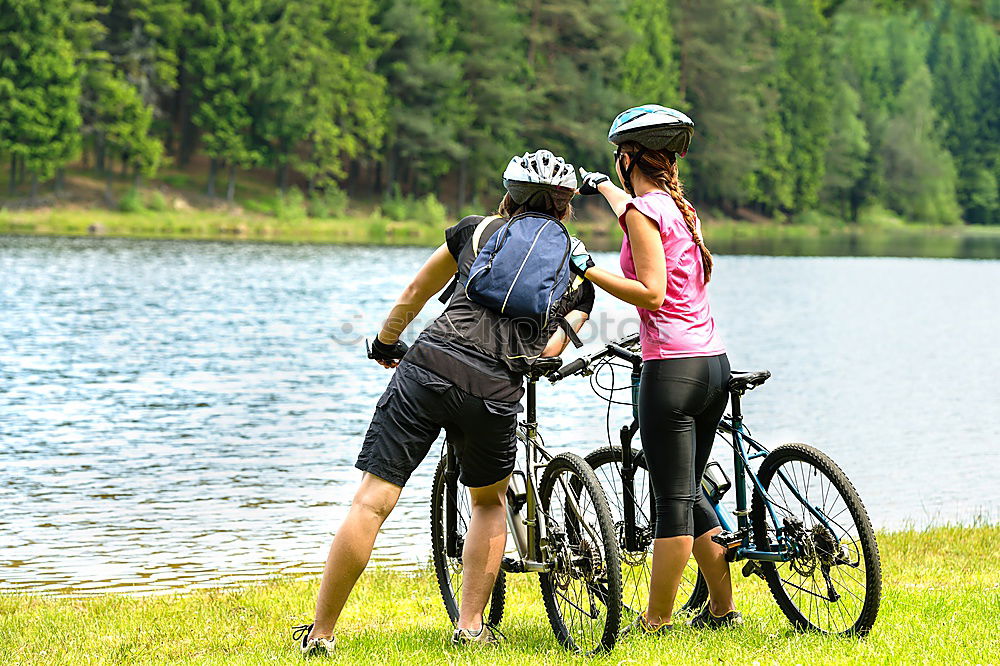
<box><xmin>639</xmin><ymin>354</ymin><xmax>730</xmax><ymax>539</ymax></box>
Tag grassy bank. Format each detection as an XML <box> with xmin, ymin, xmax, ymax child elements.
<box><xmin>2</xmin><ymin>526</ymin><xmax>998</xmax><ymax>664</ymax></box>
<box><xmin>4</xmin><ymin>205</ymin><xmax>1000</xmax><ymax>259</ymax></box>
<box><xmin>0</xmin><ymin>207</ymin><xmax>449</xmax><ymax>247</ymax></box>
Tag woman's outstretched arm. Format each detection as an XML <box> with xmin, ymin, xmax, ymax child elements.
<box><xmin>584</xmin><ymin>209</ymin><xmax>666</xmax><ymax>311</ymax></box>
<box><xmin>597</xmin><ymin>179</ymin><xmax>633</xmax><ymax>217</ymax></box>
<box><xmin>377</xmin><ymin>244</ymin><xmax>456</xmax><ymax>343</ymax></box>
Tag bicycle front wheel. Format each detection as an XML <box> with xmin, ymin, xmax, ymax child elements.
<box><xmin>750</xmin><ymin>443</ymin><xmax>882</xmax><ymax>635</ymax></box>
<box><xmin>430</xmin><ymin>452</ymin><xmax>506</xmax><ymax>627</ymax></box>
<box><xmin>538</xmin><ymin>452</ymin><xmax>622</xmax><ymax>654</ymax></box>
<box><xmin>586</xmin><ymin>446</ymin><xmax>708</xmax><ymax>621</ymax></box>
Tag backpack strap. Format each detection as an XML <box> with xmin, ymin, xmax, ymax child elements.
<box><xmin>471</xmin><ymin>215</ymin><xmax>500</xmax><ymax>254</ymax></box>
<box><xmin>556</xmin><ymin>316</ymin><xmax>584</xmax><ymax>348</ymax></box>
<box><xmin>438</xmin><ymin>215</ymin><xmax>502</xmax><ymax>304</ymax></box>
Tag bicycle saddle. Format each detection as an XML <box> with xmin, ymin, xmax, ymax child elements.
<box><xmin>729</xmin><ymin>370</ymin><xmax>771</xmax><ymax>393</ymax></box>
<box><xmin>527</xmin><ymin>356</ymin><xmax>563</xmax><ymax>380</ymax></box>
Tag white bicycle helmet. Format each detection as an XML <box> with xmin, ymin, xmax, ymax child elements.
<box><xmin>502</xmin><ymin>149</ymin><xmax>577</xmax><ymax>204</ymax></box>
<box><xmin>608</xmin><ymin>104</ymin><xmax>694</xmax><ymax>156</ymax></box>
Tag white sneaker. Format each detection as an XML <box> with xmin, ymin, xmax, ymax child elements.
<box><xmin>292</xmin><ymin>623</ymin><xmax>336</xmax><ymax>657</ymax></box>
<box><xmin>451</xmin><ymin>623</ymin><xmax>502</xmax><ymax>646</ymax></box>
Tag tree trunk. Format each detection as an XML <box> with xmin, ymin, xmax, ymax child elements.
<box><xmin>134</xmin><ymin>170</ymin><xmax>142</xmax><ymax>189</ymax></box>
<box><xmin>178</xmin><ymin>69</ymin><xmax>197</xmax><ymax>166</ymax></box>
<box><xmin>207</xmin><ymin>159</ymin><xmax>218</xmax><ymax>197</ymax></box>
<box><xmin>95</xmin><ymin>135</ymin><xmax>105</xmax><ymax>173</ymax></box>
<box><xmin>383</xmin><ymin>150</ymin><xmax>396</xmax><ymax>196</ymax></box>
<box><xmin>30</xmin><ymin>172</ymin><xmax>39</xmax><ymax>199</ymax></box>
<box><xmin>307</xmin><ymin>174</ymin><xmax>316</xmax><ymax>197</ymax></box>
<box><xmin>55</xmin><ymin>169</ymin><xmax>65</xmax><ymax>195</ymax></box>
<box><xmin>105</xmin><ymin>168</ymin><xmax>114</xmax><ymax>206</ymax></box>
<box><xmin>8</xmin><ymin>155</ymin><xmax>16</xmax><ymax>195</ymax></box>
<box><xmin>226</xmin><ymin>163</ymin><xmax>236</xmax><ymax>203</ymax></box>
<box><xmin>457</xmin><ymin>158</ymin><xmax>468</xmax><ymax>212</ymax></box>
<box><xmin>347</xmin><ymin>160</ymin><xmax>360</xmax><ymax>197</ymax></box>
<box><xmin>277</xmin><ymin>162</ymin><xmax>288</xmax><ymax>193</ymax></box>
<box><xmin>18</xmin><ymin>155</ymin><xmax>26</xmax><ymax>186</ymax></box>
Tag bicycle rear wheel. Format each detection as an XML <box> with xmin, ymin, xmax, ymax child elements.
<box><xmin>750</xmin><ymin>443</ymin><xmax>881</xmax><ymax>635</ymax></box>
<box><xmin>430</xmin><ymin>452</ymin><xmax>506</xmax><ymax>627</ymax></box>
<box><xmin>585</xmin><ymin>446</ymin><xmax>707</xmax><ymax>621</ymax></box>
<box><xmin>538</xmin><ymin>452</ymin><xmax>622</xmax><ymax>654</ymax></box>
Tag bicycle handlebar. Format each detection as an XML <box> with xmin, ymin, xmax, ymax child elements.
<box><xmin>549</xmin><ymin>332</ymin><xmax>641</xmax><ymax>382</ymax></box>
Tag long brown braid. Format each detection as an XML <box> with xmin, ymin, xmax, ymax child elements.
<box><xmin>618</xmin><ymin>141</ymin><xmax>714</xmax><ymax>283</ymax></box>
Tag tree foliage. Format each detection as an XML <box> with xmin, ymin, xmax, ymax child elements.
<box><xmin>0</xmin><ymin>0</ymin><xmax>996</xmax><ymax>223</ymax></box>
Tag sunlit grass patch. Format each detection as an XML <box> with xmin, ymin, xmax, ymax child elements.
<box><xmin>1</xmin><ymin>526</ymin><xmax>997</xmax><ymax>664</ymax></box>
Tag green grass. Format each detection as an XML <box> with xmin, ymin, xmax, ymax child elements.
<box><xmin>0</xmin><ymin>207</ymin><xmax>449</xmax><ymax>247</ymax></box>
<box><xmin>5</xmin><ymin>206</ymin><xmax>1000</xmax><ymax>258</ymax></box>
<box><xmin>2</xmin><ymin>526</ymin><xmax>998</xmax><ymax>664</ymax></box>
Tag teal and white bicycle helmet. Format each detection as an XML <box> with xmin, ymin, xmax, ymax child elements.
<box><xmin>502</xmin><ymin>149</ymin><xmax>577</xmax><ymax>204</ymax></box>
<box><xmin>608</xmin><ymin>104</ymin><xmax>694</xmax><ymax>156</ymax></box>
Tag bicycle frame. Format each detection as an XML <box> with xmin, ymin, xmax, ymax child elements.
<box><xmin>614</xmin><ymin>360</ymin><xmax>838</xmax><ymax>564</ymax></box>
<box><xmin>441</xmin><ymin>375</ymin><xmax>556</xmax><ymax>574</ymax></box>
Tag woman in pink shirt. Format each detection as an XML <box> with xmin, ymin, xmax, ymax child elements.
<box><xmin>570</xmin><ymin>105</ymin><xmax>739</xmax><ymax>633</ymax></box>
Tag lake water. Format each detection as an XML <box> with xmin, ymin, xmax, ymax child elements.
<box><xmin>1</xmin><ymin>237</ymin><xmax>998</xmax><ymax>596</ymax></box>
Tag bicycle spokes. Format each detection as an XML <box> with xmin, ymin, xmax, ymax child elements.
<box><xmin>586</xmin><ymin>447</ymin><xmax>706</xmax><ymax>619</ymax></box>
<box><xmin>538</xmin><ymin>453</ymin><xmax>622</xmax><ymax>654</ymax></box>
<box><xmin>752</xmin><ymin>445</ymin><xmax>881</xmax><ymax>635</ymax></box>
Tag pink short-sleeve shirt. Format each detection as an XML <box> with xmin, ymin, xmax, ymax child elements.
<box><xmin>619</xmin><ymin>191</ymin><xmax>725</xmax><ymax>361</ymax></box>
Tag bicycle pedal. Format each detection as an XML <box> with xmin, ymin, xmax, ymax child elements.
<box><xmin>501</xmin><ymin>557</ymin><xmax>524</xmax><ymax>573</ymax></box>
<box><xmin>711</xmin><ymin>530</ymin><xmax>743</xmax><ymax>549</ymax></box>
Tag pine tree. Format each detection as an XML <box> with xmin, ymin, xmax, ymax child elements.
<box><xmin>674</xmin><ymin>0</ymin><xmax>775</xmax><ymax>209</ymax></box>
<box><xmin>375</xmin><ymin>0</ymin><xmax>467</xmax><ymax>194</ymax></box>
<box><xmin>186</xmin><ymin>0</ymin><xmax>269</xmax><ymax>201</ymax></box>
<box><xmin>0</xmin><ymin>0</ymin><xmax>84</xmax><ymax>196</ymax></box>
<box><xmin>881</xmin><ymin>64</ymin><xmax>961</xmax><ymax>224</ymax></box>
<box><xmin>445</xmin><ymin>0</ymin><xmax>530</xmax><ymax>209</ymax></box>
<box><xmin>261</xmin><ymin>0</ymin><xmax>387</xmax><ymax>194</ymax></box>
<box><xmin>927</xmin><ymin>2</ymin><xmax>1000</xmax><ymax>223</ymax></box>
<box><xmin>748</xmin><ymin>0</ymin><xmax>833</xmax><ymax>215</ymax></box>
<box><xmin>621</xmin><ymin>0</ymin><xmax>679</xmax><ymax>105</ymax></box>
<box><xmin>517</xmin><ymin>0</ymin><xmax>628</xmax><ymax>173</ymax></box>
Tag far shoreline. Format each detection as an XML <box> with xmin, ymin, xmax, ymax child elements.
<box><xmin>3</xmin><ymin>206</ymin><xmax>1000</xmax><ymax>259</ymax></box>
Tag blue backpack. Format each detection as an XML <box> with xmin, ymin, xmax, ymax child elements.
<box><xmin>462</xmin><ymin>213</ymin><xmax>572</xmax><ymax>326</ymax></box>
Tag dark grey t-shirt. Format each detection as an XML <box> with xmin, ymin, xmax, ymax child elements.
<box><xmin>405</xmin><ymin>215</ymin><xmax>595</xmax><ymax>402</ymax></box>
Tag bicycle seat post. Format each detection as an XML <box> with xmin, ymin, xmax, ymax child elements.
<box><xmin>730</xmin><ymin>389</ymin><xmax>743</xmax><ymax>422</ymax></box>
<box><xmin>525</xmin><ymin>377</ymin><xmax>538</xmax><ymax>435</ymax></box>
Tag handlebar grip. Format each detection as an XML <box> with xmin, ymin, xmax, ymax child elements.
<box><xmin>607</xmin><ymin>344</ymin><xmax>642</xmax><ymax>365</ymax></box>
<box><xmin>620</xmin><ymin>332</ymin><xmax>640</xmax><ymax>346</ymax></box>
<box><xmin>551</xmin><ymin>356</ymin><xmax>588</xmax><ymax>382</ymax></box>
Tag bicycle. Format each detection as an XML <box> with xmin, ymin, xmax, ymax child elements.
<box><xmin>429</xmin><ymin>356</ymin><xmax>623</xmax><ymax>654</ymax></box>
<box><xmin>549</xmin><ymin>333</ymin><xmax>882</xmax><ymax>636</ymax></box>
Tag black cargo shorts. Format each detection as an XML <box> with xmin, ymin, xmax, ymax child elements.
<box><xmin>355</xmin><ymin>361</ymin><xmax>521</xmax><ymax>488</ymax></box>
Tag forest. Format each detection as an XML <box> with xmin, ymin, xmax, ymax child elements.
<box><xmin>1</xmin><ymin>0</ymin><xmax>998</xmax><ymax>225</ymax></box>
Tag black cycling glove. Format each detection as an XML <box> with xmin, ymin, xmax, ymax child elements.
<box><xmin>578</xmin><ymin>167</ymin><xmax>610</xmax><ymax>195</ymax></box>
<box><xmin>367</xmin><ymin>337</ymin><xmax>409</xmax><ymax>363</ymax></box>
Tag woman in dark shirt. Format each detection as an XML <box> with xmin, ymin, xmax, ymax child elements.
<box><xmin>295</xmin><ymin>150</ymin><xmax>595</xmax><ymax>655</ymax></box>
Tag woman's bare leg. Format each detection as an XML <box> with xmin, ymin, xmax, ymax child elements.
<box><xmin>645</xmin><ymin>535</ymin><xmax>695</xmax><ymax>626</ymax></box>
<box><xmin>457</xmin><ymin>476</ymin><xmax>510</xmax><ymax>631</ymax></box>
<box><xmin>309</xmin><ymin>473</ymin><xmax>402</xmax><ymax>639</ymax></box>
<box><xmin>692</xmin><ymin>526</ymin><xmax>736</xmax><ymax>615</ymax></box>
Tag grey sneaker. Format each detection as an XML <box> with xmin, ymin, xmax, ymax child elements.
<box><xmin>621</xmin><ymin>613</ymin><xmax>673</xmax><ymax>637</ymax></box>
<box><xmin>451</xmin><ymin>623</ymin><xmax>502</xmax><ymax>646</ymax></box>
<box><xmin>292</xmin><ymin>623</ymin><xmax>336</xmax><ymax>657</ymax></box>
<box><xmin>688</xmin><ymin>607</ymin><xmax>744</xmax><ymax>629</ymax></box>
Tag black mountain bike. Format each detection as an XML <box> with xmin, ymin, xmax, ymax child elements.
<box><xmin>430</xmin><ymin>357</ymin><xmax>623</xmax><ymax>654</ymax></box>
<box><xmin>550</xmin><ymin>333</ymin><xmax>882</xmax><ymax>636</ymax></box>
